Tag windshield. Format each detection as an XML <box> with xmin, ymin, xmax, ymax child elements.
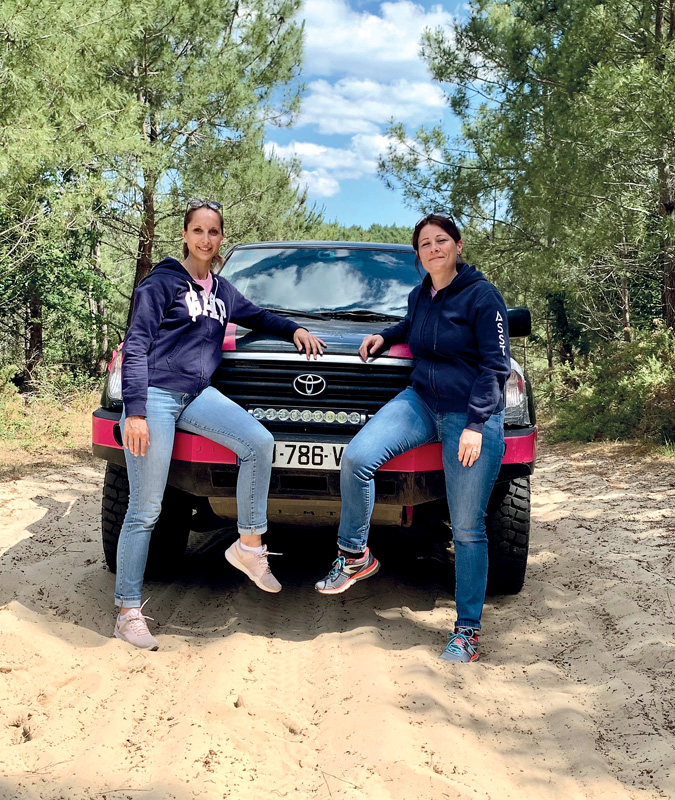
<box><xmin>220</xmin><ymin>246</ymin><xmax>420</xmax><ymax>317</ymax></box>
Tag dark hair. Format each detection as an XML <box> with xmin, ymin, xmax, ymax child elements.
<box><xmin>412</xmin><ymin>213</ymin><xmax>462</xmax><ymax>253</ymax></box>
<box><xmin>182</xmin><ymin>202</ymin><xmax>225</xmax><ymax>267</ymax></box>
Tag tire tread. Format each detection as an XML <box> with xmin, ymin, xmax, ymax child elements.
<box><xmin>486</xmin><ymin>476</ymin><xmax>530</xmax><ymax>595</ymax></box>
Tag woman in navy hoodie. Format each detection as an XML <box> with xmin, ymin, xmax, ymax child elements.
<box><xmin>315</xmin><ymin>213</ymin><xmax>510</xmax><ymax>663</ymax></box>
<box><xmin>115</xmin><ymin>199</ymin><xmax>325</xmax><ymax>650</ymax></box>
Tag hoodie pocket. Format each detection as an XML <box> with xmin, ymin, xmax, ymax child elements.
<box><xmin>166</xmin><ymin>335</ymin><xmax>201</xmax><ymax>377</ymax></box>
<box><xmin>165</xmin><ymin>335</ymin><xmax>185</xmax><ymax>370</ymax></box>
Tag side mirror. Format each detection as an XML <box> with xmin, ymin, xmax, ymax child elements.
<box><xmin>507</xmin><ymin>307</ymin><xmax>531</xmax><ymax>338</ymax></box>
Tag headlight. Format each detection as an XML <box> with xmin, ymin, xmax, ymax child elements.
<box><xmin>107</xmin><ymin>347</ymin><xmax>123</xmax><ymax>401</ymax></box>
<box><xmin>504</xmin><ymin>359</ymin><xmax>531</xmax><ymax>426</ymax></box>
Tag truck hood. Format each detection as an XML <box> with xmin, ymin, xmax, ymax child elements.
<box><xmin>227</xmin><ymin>317</ymin><xmax>406</xmax><ymax>357</ymax></box>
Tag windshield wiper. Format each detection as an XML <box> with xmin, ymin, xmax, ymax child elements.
<box><xmin>321</xmin><ymin>310</ymin><xmax>403</xmax><ymax>322</ymax></box>
<box><xmin>263</xmin><ymin>307</ymin><xmax>327</xmax><ymax>320</ymax></box>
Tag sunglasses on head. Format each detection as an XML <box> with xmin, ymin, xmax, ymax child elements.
<box><xmin>187</xmin><ymin>198</ymin><xmax>222</xmax><ymax>212</ymax></box>
<box><xmin>415</xmin><ymin>211</ymin><xmax>456</xmax><ymax>227</ymax></box>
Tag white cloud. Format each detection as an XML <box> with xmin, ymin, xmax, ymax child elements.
<box><xmin>270</xmin><ymin>135</ymin><xmax>391</xmax><ymax>178</ymax></box>
<box><xmin>302</xmin><ymin>0</ymin><xmax>455</xmax><ymax>81</ymax></box>
<box><xmin>295</xmin><ymin>77</ymin><xmax>446</xmax><ymax>135</ymax></box>
<box><xmin>268</xmin><ymin>133</ymin><xmax>407</xmax><ymax>198</ymax></box>
<box><xmin>298</xmin><ymin>170</ymin><xmax>342</xmax><ymax>197</ymax></box>
<box><xmin>266</xmin><ymin>1</ymin><xmax>457</xmax><ymax>206</ymax></box>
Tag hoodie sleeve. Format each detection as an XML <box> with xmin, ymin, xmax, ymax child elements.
<box><xmin>465</xmin><ymin>285</ymin><xmax>512</xmax><ymax>434</ymax></box>
<box><xmin>378</xmin><ymin>287</ymin><xmax>417</xmax><ymax>348</ymax></box>
<box><xmin>229</xmin><ymin>285</ymin><xmax>301</xmax><ymax>339</ymax></box>
<box><xmin>121</xmin><ymin>278</ymin><xmax>174</xmax><ymax>418</ymax></box>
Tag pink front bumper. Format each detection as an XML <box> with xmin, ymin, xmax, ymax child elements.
<box><xmin>92</xmin><ymin>414</ymin><xmax>537</xmax><ymax>472</ymax></box>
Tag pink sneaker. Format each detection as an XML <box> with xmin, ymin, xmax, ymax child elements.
<box><xmin>114</xmin><ymin>600</ymin><xmax>159</xmax><ymax>650</ymax></box>
<box><xmin>225</xmin><ymin>540</ymin><xmax>282</xmax><ymax>593</ymax></box>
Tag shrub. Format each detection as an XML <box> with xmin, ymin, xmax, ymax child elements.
<box><xmin>542</xmin><ymin>326</ymin><xmax>675</xmax><ymax>443</ymax></box>
<box><xmin>0</xmin><ymin>364</ymin><xmax>100</xmax><ymax>454</ymax></box>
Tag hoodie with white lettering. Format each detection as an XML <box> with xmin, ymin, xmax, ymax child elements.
<box><xmin>379</xmin><ymin>263</ymin><xmax>511</xmax><ymax>434</ymax></box>
<box><xmin>122</xmin><ymin>257</ymin><xmax>300</xmax><ymax>417</ymax></box>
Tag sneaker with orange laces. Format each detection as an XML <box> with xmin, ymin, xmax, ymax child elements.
<box><xmin>439</xmin><ymin>627</ymin><xmax>479</xmax><ymax>662</ymax></box>
<box><xmin>114</xmin><ymin>600</ymin><xmax>159</xmax><ymax>650</ymax></box>
<box><xmin>314</xmin><ymin>548</ymin><xmax>380</xmax><ymax>594</ymax></box>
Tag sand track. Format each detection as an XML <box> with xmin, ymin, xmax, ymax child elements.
<box><xmin>0</xmin><ymin>442</ymin><xmax>674</xmax><ymax>800</ymax></box>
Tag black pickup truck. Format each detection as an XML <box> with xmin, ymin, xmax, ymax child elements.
<box><xmin>92</xmin><ymin>241</ymin><xmax>537</xmax><ymax>593</ymax></box>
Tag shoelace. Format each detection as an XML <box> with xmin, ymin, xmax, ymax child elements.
<box><xmin>122</xmin><ymin>598</ymin><xmax>154</xmax><ymax>634</ymax></box>
<box><xmin>444</xmin><ymin>628</ymin><xmax>477</xmax><ymax>656</ymax></box>
<box><xmin>329</xmin><ymin>556</ymin><xmax>347</xmax><ymax>579</ymax></box>
<box><xmin>256</xmin><ymin>546</ymin><xmax>282</xmax><ymax>574</ymax></box>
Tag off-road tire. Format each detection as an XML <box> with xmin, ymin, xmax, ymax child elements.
<box><xmin>486</xmin><ymin>476</ymin><xmax>530</xmax><ymax>595</ymax></box>
<box><xmin>101</xmin><ymin>462</ymin><xmax>194</xmax><ymax>579</ymax></box>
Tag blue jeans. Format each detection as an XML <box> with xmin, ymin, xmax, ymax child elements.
<box><xmin>115</xmin><ymin>385</ymin><xmax>273</xmax><ymax>608</ymax></box>
<box><xmin>338</xmin><ymin>387</ymin><xmax>504</xmax><ymax>630</ymax></box>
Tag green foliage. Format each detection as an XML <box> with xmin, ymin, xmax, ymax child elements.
<box><xmin>380</xmin><ymin>2</ymin><xmax>675</xmax><ymax>317</ymax></box>
<box><xmin>0</xmin><ymin>0</ymin><xmax>319</xmax><ymax>380</ymax></box>
<box><xmin>0</xmin><ymin>361</ymin><xmax>101</xmax><ymax>455</ymax></box>
<box><xmin>542</xmin><ymin>327</ymin><xmax>675</xmax><ymax>443</ymax></box>
<box><xmin>378</xmin><ymin>0</ymin><xmax>675</xmax><ymax>442</ymax></box>
<box><xmin>307</xmin><ymin>222</ymin><xmax>413</xmax><ymax>244</ymax></box>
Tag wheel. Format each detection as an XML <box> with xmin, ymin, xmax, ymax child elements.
<box><xmin>101</xmin><ymin>462</ymin><xmax>195</xmax><ymax>579</ymax></box>
<box><xmin>486</xmin><ymin>476</ymin><xmax>530</xmax><ymax>595</ymax></box>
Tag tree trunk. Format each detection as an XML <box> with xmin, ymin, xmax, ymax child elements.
<box><xmin>88</xmin><ymin>234</ymin><xmax>109</xmax><ymax>375</ymax></box>
<box><xmin>25</xmin><ymin>294</ymin><xmax>43</xmax><ymax>377</ymax></box>
<box><xmin>658</xmin><ymin>158</ymin><xmax>675</xmax><ymax>331</ymax></box>
<box><xmin>127</xmin><ymin>68</ymin><xmax>159</xmax><ymax>328</ymax></box>
<box><xmin>654</xmin><ymin>6</ymin><xmax>675</xmax><ymax>331</ymax></box>
<box><xmin>621</xmin><ymin>274</ymin><xmax>631</xmax><ymax>342</ymax></box>
<box><xmin>664</xmin><ymin>243</ymin><xmax>675</xmax><ymax>331</ymax></box>
<box><xmin>88</xmin><ymin>288</ymin><xmax>98</xmax><ymax>362</ymax></box>
<box><xmin>127</xmin><ymin>180</ymin><xmax>156</xmax><ymax>328</ymax></box>
<box><xmin>97</xmin><ymin>298</ymin><xmax>108</xmax><ymax>376</ymax></box>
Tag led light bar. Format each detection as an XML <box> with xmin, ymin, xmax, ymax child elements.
<box><xmin>248</xmin><ymin>407</ymin><xmax>365</xmax><ymax>425</ymax></box>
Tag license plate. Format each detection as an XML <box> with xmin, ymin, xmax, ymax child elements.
<box><xmin>273</xmin><ymin>441</ymin><xmax>346</xmax><ymax>470</ymax></box>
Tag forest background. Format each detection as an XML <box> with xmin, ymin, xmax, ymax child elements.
<box><xmin>1</xmin><ymin>0</ymin><xmax>674</xmax><ymax>453</ymax></box>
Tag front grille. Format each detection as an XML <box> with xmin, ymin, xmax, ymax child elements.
<box><xmin>212</xmin><ymin>354</ymin><xmax>413</xmax><ymax>432</ymax></box>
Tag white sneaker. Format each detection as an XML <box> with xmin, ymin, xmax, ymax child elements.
<box><xmin>225</xmin><ymin>540</ymin><xmax>282</xmax><ymax>593</ymax></box>
<box><xmin>114</xmin><ymin>600</ymin><xmax>159</xmax><ymax>650</ymax></box>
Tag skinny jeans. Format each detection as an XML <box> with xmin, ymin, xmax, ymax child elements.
<box><xmin>338</xmin><ymin>387</ymin><xmax>504</xmax><ymax>630</ymax></box>
<box><xmin>115</xmin><ymin>385</ymin><xmax>273</xmax><ymax>608</ymax></box>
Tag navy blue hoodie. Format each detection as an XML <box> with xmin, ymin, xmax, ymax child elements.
<box><xmin>122</xmin><ymin>257</ymin><xmax>300</xmax><ymax>417</ymax></box>
<box><xmin>379</xmin><ymin>263</ymin><xmax>511</xmax><ymax>434</ymax></box>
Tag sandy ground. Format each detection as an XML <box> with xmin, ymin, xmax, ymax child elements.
<box><xmin>0</xmin><ymin>442</ymin><xmax>674</xmax><ymax>800</ymax></box>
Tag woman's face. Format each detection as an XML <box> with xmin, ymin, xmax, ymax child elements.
<box><xmin>417</xmin><ymin>223</ymin><xmax>463</xmax><ymax>280</ymax></box>
<box><xmin>182</xmin><ymin>207</ymin><xmax>224</xmax><ymax>264</ymax></box>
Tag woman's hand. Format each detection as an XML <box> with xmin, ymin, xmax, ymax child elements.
<box><xmin>293</xmin><ymin>328</ymin><xmax>327</xmax><ymax>360</ymax></box>
<box><xmin>458</xmin><ymin>428</ymin><xmax>482</xmax><ymax>467</ymax></box>
<box><xmin>359</xmin><ymin>334</ymin><xmax>384</xmax><ymax>362</ymax></box>
<box><xmin>124</xmin><ymin>415</ymin><xmax>150</xmax><ymax>457</ymax></box>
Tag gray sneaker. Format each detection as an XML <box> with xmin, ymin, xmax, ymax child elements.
<box><xmin>225</xmin><ymin>540</ymin><xmax>282</xmax><ymax>593</ymax></box>
<box><xmin>114</xmin><ymin>601</ymin><xmax>159</xmax><ymax>650</ymax></box>
<box><xmin>315</xmin><ymin>548</ymin><xmax>380</xmax><ymax>594</ymax></box>
<box><xmin>439</xmin><ymin>628</ymin><xmax>479</xmax><ymax>662</ymax></box>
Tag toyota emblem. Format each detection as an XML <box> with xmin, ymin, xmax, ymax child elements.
<box><xmin>293</xmin><ymin>374</ymin><xmax>326</xmax><ymax>396</ymax></box>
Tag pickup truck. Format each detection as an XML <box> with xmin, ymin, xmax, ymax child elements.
<box><xmin>92</xmin><ymin>241</ymin><xmax>537</xmax><ymax>593</ymax></box>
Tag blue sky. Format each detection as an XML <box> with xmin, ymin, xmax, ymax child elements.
<box><xmin>266</xmin><ymin>0</ymin><xmax>464</xmax><ymax>229</ymax></box>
